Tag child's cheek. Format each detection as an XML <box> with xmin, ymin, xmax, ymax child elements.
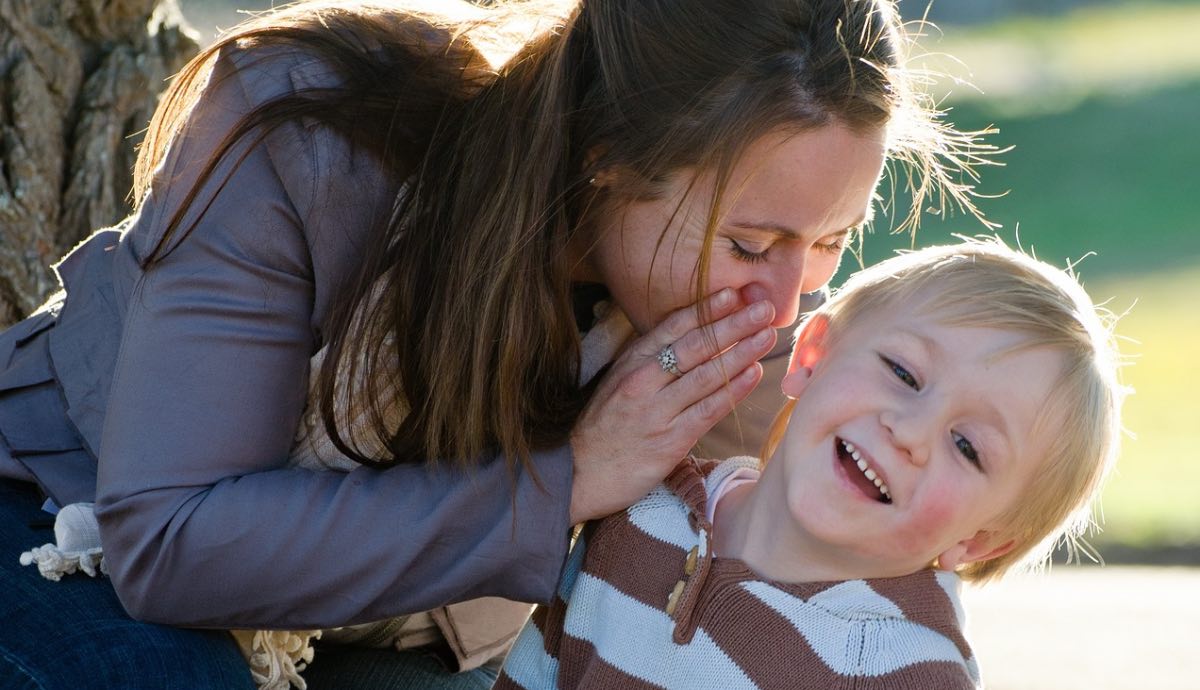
<box><xmin>894</xmin><ymin>489</ymin><xmax>961</xmax><ymax>553</ymax></box>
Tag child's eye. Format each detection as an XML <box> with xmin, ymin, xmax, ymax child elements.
<box><xmin>953</xmin><ymin>432</ymin><xmax>983</xmax><ymax>469</ymax></box>
<box><xmin>881</xmin><ymin>355</ymin><xmax>920</xmax><ymax>390</ymax></box>
<box><xmin>729</xmin><ymin>239</ymin><xmax>769</xmax><ymax>264</ymax></box>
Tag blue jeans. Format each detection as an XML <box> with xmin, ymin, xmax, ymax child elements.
<box><xmin>0</xmin><ymin>479</ymin><xmax>253</xmax><ymax>689</ymax></box>
<box><xmin>303</xmin><ymin>646</ymin><xmax>500</xmax><ymax>690</ymax></box>
<box><xmin>0</xmin><ymin>480</ymin><xmax>499</xmax><ymax>689</ymax></box>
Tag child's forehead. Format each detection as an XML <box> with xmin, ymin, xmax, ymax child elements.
<box><xmin>880</xmin><ymin>320</ymin><xmax>1049</xmax><ymax>369</ymax></box>
<box><xmin>832</xmin><ymin>292</ymin><xmax>1042</xmax><ymax>353</ymax></box>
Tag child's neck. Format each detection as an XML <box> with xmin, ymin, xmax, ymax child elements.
<box><xmin>710</xmin><ymin>480</ymin><xmax>827</xmax><ymax>582</ymax></box>
<box><xmin>712</xmin><ymin>479</ymin><xmax>898</xmax><ymax>584</ymax></box>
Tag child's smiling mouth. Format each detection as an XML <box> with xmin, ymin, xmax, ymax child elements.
<box><xmin>836</xmin><ymin>438</ymin><xmax>892</xmax><ymax>504</ymax></box>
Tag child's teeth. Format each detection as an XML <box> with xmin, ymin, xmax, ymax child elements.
<box><xmin>843</xmin><ymin>439</ymin><xmax>891</xmax><ymax>502</ymax></box>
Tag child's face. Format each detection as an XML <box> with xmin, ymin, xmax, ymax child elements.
<box><xmin>767</xmin><ymin>297</ymin><xmax>1065</xmax><ymax>578</ymax></box>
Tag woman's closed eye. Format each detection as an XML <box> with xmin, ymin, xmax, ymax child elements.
<box><xmin>814</xmin><ymin>235</ymin><xmax>846</xmax><ymax>255</ymax></box>
<box><xmin>729</xmin><ymin>234</ymin><xmax>846</xmax><ymax>264</ymax></box>
<box><xmin>728</xmin><ymin>238</ymin><xmax>770</xmax><ymax>264</ymax></box>
<box><xmin>881</xmin><ymin>355</ymin><xmax>920</xmax><ymax>390</ymax></box>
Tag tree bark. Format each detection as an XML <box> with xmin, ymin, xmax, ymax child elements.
<box><xmin>0</xmin><ymin>0</ymin><xmax>198</xmax><ymax>327</ymax></box>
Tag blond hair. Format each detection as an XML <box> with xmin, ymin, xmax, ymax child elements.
<box><xmin>766</xmin><ymin>237</ymin><xmax>1125</xmax><ymax>582</ymax></box>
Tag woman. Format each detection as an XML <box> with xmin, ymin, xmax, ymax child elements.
<box><xmin>0</xmin><ymin>0</ymin><xmax>988</xmax><ymax>687</ymax></box>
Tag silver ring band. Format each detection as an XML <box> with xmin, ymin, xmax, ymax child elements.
<box><xmin>657</xmin><ymin>344</ymin><xmax>683</xmax><ymax>377</ymax></box>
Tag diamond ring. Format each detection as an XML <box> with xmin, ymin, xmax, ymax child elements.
<box><xmin>657</xmin><ymin>344</ymin><xmax>683</xmax><ymax>377</ymax></box>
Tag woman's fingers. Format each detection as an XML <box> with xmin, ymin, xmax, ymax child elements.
<box><xmin>658</xmin><ymin>287</ymin><xmax>743</xmax><ymax>340</ymax></box>
<box><xmin>617</xmin><ymin>294</ymin><xmax>776</xmax><ymax>427</ymax></box>
<box><xmin>672</xmin><ymin>328</ymin><xmax>775</xmax><ymax>428</ymax></box>
<box><xmin>567</xmin><ymin>292</ymin><xmax>780</xmax><ymax>524</ymax></box>
<box><xmin>663</xmin><ymin>300</ymin><xmax>774</xmax><ymax>377</ymax></box>
<box><xmin>622</xmin><ymin>287</ymin><xmax>743</xmax><ymax>364</ymax></box>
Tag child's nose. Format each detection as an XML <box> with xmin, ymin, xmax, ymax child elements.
<box><xmin>880</xmin><ymin>408</ymin><xmax>930</xmax><ymax>467</ymax></box>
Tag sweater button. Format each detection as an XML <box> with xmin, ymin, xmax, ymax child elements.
<box><xmin>684</xmin><ymin>545</ymin><xmax>699</xmax><ymax>575</ymax></box>
<box><xmin>665</xmin><ymin>579</ymin><xmax>686</xmax><ymax>616</ymax></box>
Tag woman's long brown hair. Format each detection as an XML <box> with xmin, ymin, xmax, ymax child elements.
<box><xmin>132</xmin><ymin>0</ymin><xmax>994</xmax><ymax>480</ymax></box>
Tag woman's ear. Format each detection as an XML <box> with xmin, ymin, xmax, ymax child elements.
<box><xmin>589</xmin><ymin>168</ymin><xmax>620</xmax><ymax>188</ymax></box>
<box><xmin>584</xmin><ymin>146</ymin><xmax>619</xmax><ymax>188</ymax></box>
<box><xmin>781</xmin><ymin>314</ymin><xmax>830</xmax><ymax>399</ymax></box>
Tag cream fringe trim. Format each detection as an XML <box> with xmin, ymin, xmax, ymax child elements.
<box><xmin>19</xmin><ymin>542</ymin><xmax>106</xmax><ymax>580</ymax></box>
<box><xmin>230</xmin><ymin>629</ymin><xmax>323</xmax><ymax>690</ymax></box>
<box><xmin>19</xmin><ymin>502</ymin><xmax>106</xmax><ymax>580</ymax></box>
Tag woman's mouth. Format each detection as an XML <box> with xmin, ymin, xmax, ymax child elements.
<box><xmin>836</xmin><ymin>438</ymin><xmax>892</xmax><ymax>504</ymax></box>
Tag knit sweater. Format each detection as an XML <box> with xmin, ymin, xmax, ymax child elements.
<box><xmin>497</xmin><ymin>457</ymin><xmax>982</xmax><ymax>690</ymax></box>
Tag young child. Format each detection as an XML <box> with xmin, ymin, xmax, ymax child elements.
<box><xmin>497</xmin><ymin>238</ymin><xmax>1123</xmax><ymax>689</ymax></box>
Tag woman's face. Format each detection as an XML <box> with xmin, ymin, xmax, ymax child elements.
<box><xmin>577</xmin><ymin>123</ymin><xmax>888</xmax><ymax>333</ymax></box>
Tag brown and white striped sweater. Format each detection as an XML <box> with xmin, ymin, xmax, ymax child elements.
<box><xmin>498</xmin><ymin>457</ymin><xmax>982</xmax><ymax>689</ymax></box>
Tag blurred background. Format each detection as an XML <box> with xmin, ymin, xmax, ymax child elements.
<box><xmin>177</xmin><ymin>1</ymin><xmax>1200</xmax><ymax>687</ymax></box>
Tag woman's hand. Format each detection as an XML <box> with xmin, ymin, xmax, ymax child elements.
<box><xmin>569</xmin><ymin>288</ymin><xmax>777</xmax><ymax>523</ymax></box>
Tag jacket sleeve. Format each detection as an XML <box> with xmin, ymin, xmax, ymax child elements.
<box><xmin>94</xmin><ymin>44</ymin><xmax>573</xmax><ymax>629</ymax></box>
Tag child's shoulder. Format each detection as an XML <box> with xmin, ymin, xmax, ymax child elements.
<box><xmin>681</xmin><ymin>455</ymin><xmax>762</xmax><ymax>483</ymax></box>
<box><xmin>651</xmin><ymin>455</ymin><xmax>763</xmax><ymax>530</ymax></box>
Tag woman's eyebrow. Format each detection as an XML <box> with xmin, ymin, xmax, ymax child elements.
<box><xmin>729</xmin><ymin>220</ymin><xmax>863</xmax><ymax>239</ymax></box>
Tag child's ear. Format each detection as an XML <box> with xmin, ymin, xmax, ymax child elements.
<box><xmin>936</xmin><ymin>530</ymin><xmax>1016</xmax><ymax>572</ymax></box>
<box><xmin>781</xmin><ymin>314</ymin><xmax>830</xmax><ymax>399</ymax></box>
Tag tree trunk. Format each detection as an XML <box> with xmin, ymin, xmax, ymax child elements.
<box><xmin>0</xmin><ymin>0</ymin><xmax>198</xmax><ymax>327</ymax></box>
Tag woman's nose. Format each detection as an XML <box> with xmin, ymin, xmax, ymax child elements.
<box><xmin>742</xmin><ymin>267</ymin><xmax>808</xmax><ymax>329</ymax></box>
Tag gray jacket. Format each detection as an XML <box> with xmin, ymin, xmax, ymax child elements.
<box><xmin>0</xmin><ymin>44</ymin><xmax>572</xmax><ymax>629</ymax></box>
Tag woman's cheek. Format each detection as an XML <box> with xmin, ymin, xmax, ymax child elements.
<box><xmin>808</xmin><ymin>255</ymin><xmax>843</xmax><ymax>293</ymax></box>
<box><xmin>702</xmin><ymin>254</ymin><xmax>750</xmax><ymax>295</ymax></box>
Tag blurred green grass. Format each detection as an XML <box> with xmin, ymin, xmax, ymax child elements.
<box><xmin>854</xmin><ymin>78</ymin><xmax>1200</xmax><ymax>277</ymax></box>
<box><xmin>913</xmin><ymin>2</ymin><xmax>1200</xmax><ymax>115</ymax></box>
<box><xmin>1095</xmin><ymin>266</ymin><xmax>1200</xmax><ymax>545</ymax></box>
